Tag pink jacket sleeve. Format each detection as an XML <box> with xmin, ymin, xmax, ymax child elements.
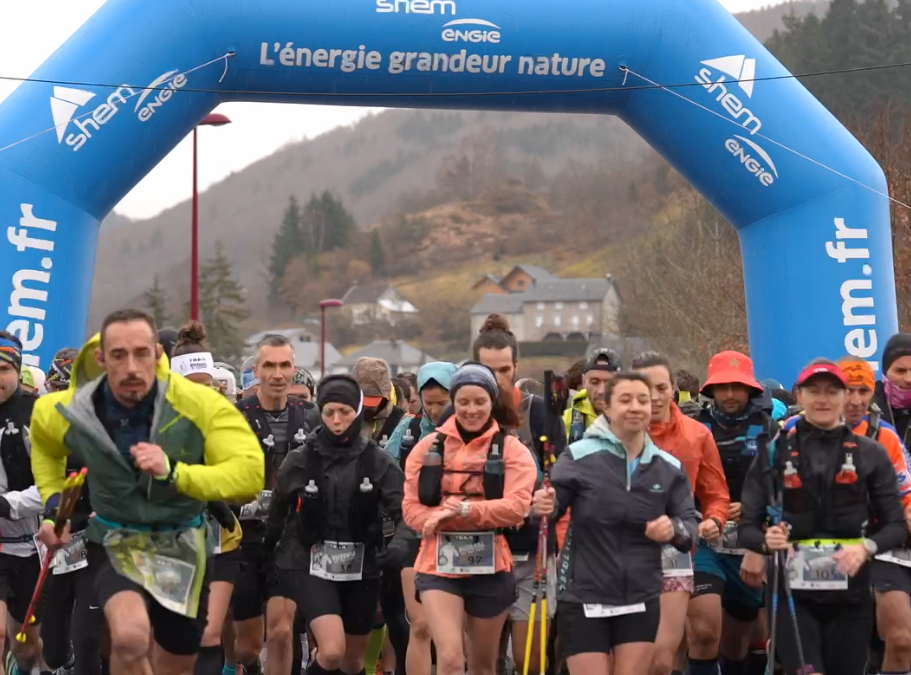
<box><xmin>402</xmin><ymin>432</ymin><xmax>439</xmax><ymax>533</ymax></box>
<box><xmin>448</xmin><ymin>435</ymin><xmax>536</xmax><ymax>530</ymax></box>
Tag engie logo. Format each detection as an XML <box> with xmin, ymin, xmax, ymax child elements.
<box><xmin>695</xmin><ymin>55</ymin><xmax>778</xmax><ymax>187</ymax></box>
<box><xmin>50</xmin><ymin>70</ymin><xmax>187</xmax><ymax>152</ymax></box>
<box><xmin>376</xmin><ymin>0</ymin><xmax>456</xmax><ymax>14</ymax></box>
<box><xmin>134</xmin><ymin>70</ymin><xmax>188</xmax><ymax>122</ymax></box>
<box><xmin>442</xmin><ymin>18</ymin><xmax>501</xmax><ymax>43</ymax></box>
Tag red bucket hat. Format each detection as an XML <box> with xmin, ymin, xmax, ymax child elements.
<box><xmin>701</xmin><ymin>351</ymin><xmax>763</xmax><ymax>396</ymax></box>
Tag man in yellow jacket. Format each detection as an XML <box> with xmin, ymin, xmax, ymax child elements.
<box><xmin>562</xmin><ymin>349</ymin><xmax>622</xmax><ymax>441</ymax></box>
<box><xmin>30</xmin><ymin>309</ymin><xmax>263</xmax><ymax>675</ymax></box>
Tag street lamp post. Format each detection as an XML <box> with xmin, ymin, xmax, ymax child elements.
<box><xmin>191</xmin><ymin>112</ymin><xmax>232</xmax><ymax>321</ymax></box>
<box><xmin>319</xmin><ymin>299</ymin><xmax>344</xmax><ymax>377</ymax></box>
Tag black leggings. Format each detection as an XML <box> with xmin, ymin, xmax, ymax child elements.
<box><xmin>40</xmin><ymin>569</ymin><xmax>105</xmax><ymax>675</ymax></box>
<box><xmin>773</xmin><ymin>596</ymin><xmax>872</xmax><ymax>675</ymax></box>
<box><xmin>379</xmin><ymin>570</ymin><xmax>408</xmax><ymax>675</ymax></box>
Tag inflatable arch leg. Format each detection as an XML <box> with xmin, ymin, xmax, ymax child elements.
<box><xmin>0</xmin><ymin>0</ymin><xmax>895</xmax><ymax>381</ymax></box>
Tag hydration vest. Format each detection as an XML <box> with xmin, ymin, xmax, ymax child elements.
<box><xmin>398</xmin><ymin>415</ymin><xmax>424</xmax><ymax>471</ymax></box>
<box><xmin>418</xmin><ymin>430</ymin><xmax>507</xmax><ymax>507</ymax></box>
<box><xmin>700</xmin><ymin>406</ymin><xmax>773</xmax><ymax>502</ymax></box>
<box><xmin>768</xmin><ymin>425</ymin><xmax>870</xmax><ymax>540</ymax></box>
<box><xmin>238</xmin><ymin>396</ymin><xmax>315</xmax><ymax>490</ymax></box>
<box><xmin>295</xmin><ymin>440</ymin><xmax>385</xmax><ymax>548</ymax></box>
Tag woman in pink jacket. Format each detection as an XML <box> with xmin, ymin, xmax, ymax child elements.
<box><xmin>403</xmin><ymin>362</ymin><xmax>537</xmax><ymax>675</ymax></box>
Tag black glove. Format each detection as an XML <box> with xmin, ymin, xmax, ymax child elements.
<box><xmin>375</xmin><ymin>538</ymin><xmax>408</xmax><ymax>571</ymax></box>
<box><xmin>208</xmin><ymin>501</ymin><xmax>237</xmax><ymax>532</ymax></box>
<box><xmin>678</xmin><ymin>399</ymin><xmax>702</xmax><ymax>419</ymax></box>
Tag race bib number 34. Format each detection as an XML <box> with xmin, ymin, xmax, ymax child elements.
<box><xmin>310</xmin><ymin>541</ymin><xmax>365</xmax><ymax>581</ymax></box>
<box><xmin>436</xmin><ymin>532</ymin><xmax>496</xmax><ymax>575</ymax></box>
<box><xmin>661</xmin><ymin>545</ymin><xmax>693</xmax><ymax>578</ymax></box>
<box><xmin>788</xmin><ymin>541</ymin><xmax>852</xmax><ymax>591</ymax></box>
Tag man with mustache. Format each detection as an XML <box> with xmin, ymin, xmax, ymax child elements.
<box><xmin>29</xmin><ymin>308</ymin><xmax>264</xmax><ymax>675</ymax></box>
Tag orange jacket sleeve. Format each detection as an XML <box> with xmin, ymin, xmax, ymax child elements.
<box><xmin>402</xmin><ymin>432</ymin><xmax>439</xmax><ymax>534</ymax></box>
<box><xmin>556</xmin><ymin>509</ymin><xmax>571</xmax><ymax>551</ymax></box>
<box><xmin>694</xmin><ymin>426</ymin><xmax>730</xmax><ymax>528</ymax></box>
<box><xmin>448</xmin><ymin>435</ymin><xmax>537</xmax><ymax>531</ymax></box>
<box><xmin>879</xmin><ymin>427</ymin><xmax>911</xmax><ymax>510</ymax></box>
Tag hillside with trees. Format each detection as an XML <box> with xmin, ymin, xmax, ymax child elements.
<box><xmin>115</xmin><ymin>0</ymin><xmax>911</xmax><ymax>370</ymax></box>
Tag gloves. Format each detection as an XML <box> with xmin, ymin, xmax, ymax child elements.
<box><xmin>208</xmin><ymin>501</ymin><xmax>237</xmax><ymax>532</ymax></box>
<box><xmin>375</xmin><ymin>538</ymin><xmax>408</xmax><ymax>571</ymax></box>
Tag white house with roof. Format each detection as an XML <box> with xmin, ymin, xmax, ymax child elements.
<box><xmin>341</xmin><ymin>283</ymin><xmax>419</xmax><ymax>326</ymax></box>
<box><xmin>332</xmin><ymin>340</ymin><xmax>436</xmax><ymax>376</ymax></box>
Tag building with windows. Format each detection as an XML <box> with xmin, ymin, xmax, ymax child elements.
<box><xmin>469</xmin><ymin>266</ymin><xmax>620</xmax><ymax>342</ymax></box>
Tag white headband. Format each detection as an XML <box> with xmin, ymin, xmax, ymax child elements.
<box><xmin>171</xmin><ymin>352</ymin><xmax>215</xmax><ymax>378</ymax></box>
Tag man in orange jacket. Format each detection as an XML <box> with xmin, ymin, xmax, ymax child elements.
<box><xmin>631</xmin><ymin>351</ymin><xmax>729</xmax><ymax>675</ymax></box>
<box><xmin>839</xmin><ymin>357</ymin><xmax>911</xmax><ymax>675</ymax></box>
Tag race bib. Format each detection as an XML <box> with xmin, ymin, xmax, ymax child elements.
<box><xmin>436</xmin><ymin>532</ymin><xmax>496</xmax><ymax>575</ymax></box>
<box><xmin>34</xmin><ymin>530</ymin><xmax>89</xmax><ymax>576</ymax></box>
<box><xmin>583</xmin><ymin>602</ymin><xmax>646</xmax><ymax>618</ymax></box>
<box><xmin>788</xmin><ymin>540</ymin><xmax>854</xmax><ymax>591</ymax></box>
<box><xmin>102</xmin><ymin>526</ymin><xmax>207</xmax><ymax>618</ymax></box>
<box><xmin>258</xmin><ymin>490</ymin><xmax>273</xmax><ymax>512</ymax></box>
<box><xmin>876</xmin><ymin>549</ymin><xmax>911</xmax><ymax>569</ymax></box>
<box><xmin>310</xmin><ymin>541</ymin><xmax>365</xmax><ymax>581</ymax></box>
<box><xmin>713</xmin><ymin>521</ymin><xmax>746</xmax><ymax>556</ymax></box>
<box><xmin>661</xmin><ymin>544</ymin><xmax>693</xmax><ymax>578</ymax></box>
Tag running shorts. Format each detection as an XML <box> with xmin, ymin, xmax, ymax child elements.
<box><xmin>693</xmin><ymin>542</ymin><xmax>763</xmax><ymax>621</ymax></box>
<box><xmin>231</xmin><ymin>543</ymin><xmax>267</xmax><ymax>622</ymax></box>
<box><xmin>271</xmin><ymin>568</ymin><xmax>381</xmax><ymax>636</ymax></box>
<box><xmin>872</xmin><ymin>558</ymin><xmax>911</xmax><ymax>596</ymax></box>
<box><xmin>415</xmin><ymin>571</ymin><xmax>516</xmax><ymax>620</ymax></box>
<box><xmin>509</xmin><ymin>556</ymin><xmax>557</xmax><ymax>622</ymax></box>
<box><xmin>0</xmin><ymin>552</ymin><xmax>42</xmax><ymax>624</ymax></box>
<box><xmin>557</xmin><ymin>598</ymin><xmax>660</xmax><ymax>657</ymax></box>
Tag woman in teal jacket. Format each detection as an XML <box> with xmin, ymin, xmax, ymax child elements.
<box><xmin>383</xmin><ymin>361</ymin><xmax>456</xmax><ymax>675</ymax></box>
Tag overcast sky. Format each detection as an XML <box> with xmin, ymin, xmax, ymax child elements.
<box><xmin>0</xmin><ymin>0</ymin><xmax>789</xmax><ymax>220</ymax></box>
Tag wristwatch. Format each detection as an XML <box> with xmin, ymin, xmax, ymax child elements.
<box><xmin>863</xmin><ymin>538</ymin><xmax>878</xmax><ymax>558</ymax></box>
<box><xmin>460</xmin><ymin>501</ymin><xmax>471</xmax><ymax>518</ymax></box>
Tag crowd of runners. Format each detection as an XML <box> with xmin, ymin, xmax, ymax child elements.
<box><xmin>0</xmin><ymin>308</ymin><xmax>910</xmax><ymax>675</ymax></box>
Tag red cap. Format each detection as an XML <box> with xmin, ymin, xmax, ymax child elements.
<box><xmin>701</xmin><ymin>351</ymin><xmax>762</xmax><ymax>395</ymax></box>
<box><xmin>795</xmin><ymin>363</ymin><xmax>848</xmax><ymax>389</ymax></box>
<box><xmin>363</xmin><ymin>395</ymin><xmax>385</xmax><ymax>408</ymax></box>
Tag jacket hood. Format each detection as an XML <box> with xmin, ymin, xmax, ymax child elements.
<box><xmin>71</xmin><ymin>333</ymin><xmax>170</xmax><ymax>390</ymax></box>
<box><xmin>417</xmin><ymin>362</ymin><xmax>457</xmax><ymax>393</ymax></box>
<box><xmin>582</xmin><ymin>415</ymin><xmax>663</xmax><ymax>464</ymax></box>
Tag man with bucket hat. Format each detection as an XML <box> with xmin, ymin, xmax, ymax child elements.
<box><xmin>687</xmin><ymin>351</ymin><xmax>775</xmax><ymax>675</ymax></box>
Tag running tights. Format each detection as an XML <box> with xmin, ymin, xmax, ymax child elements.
<box><xmin>378</xmin><ymin>570</ymin><xmax>408</xmax><ymax>675</ymax></box>
<box><xmin>40</xmin><ymin>569</ymin><xmax>105</xmax><ymax>675</ymax></box>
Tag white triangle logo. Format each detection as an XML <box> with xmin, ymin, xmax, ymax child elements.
<box><xmin>50</xmin><ymin>86</ymin><xmax>96</xmax><ymax>143</ymax></box>
<box><xmin>700</xmin><ymin>55</ymin><xmax>756</xmax><ymax>98</ymax></box>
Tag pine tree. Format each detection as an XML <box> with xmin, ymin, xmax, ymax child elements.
<box><xmin>142</xmin><ymin>275</ymin><xmax>170</xmax><ymax>328</ymax></box>
<box><xmin>268</xmin><ymin>196</ymin><xmax>302</xmax><ymax>300</ymax></box>
<box><xmin>196</xmin><ymin>242</ymin><xmax>249</xmax><ymax>359</ymax></box>
<box><xmin>300</xmin><ymin>192</ymin><xmax>358</xmax><ymax>258</ymax></box>
<box><xmin>369</xmin><ymin>229</ymin><xmax>386</xmax><ymax>275</ymax></box>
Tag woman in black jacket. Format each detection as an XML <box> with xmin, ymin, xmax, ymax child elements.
<box><xmin>738</xmin><ymin>360</ymin><xmax>907</xmax><ymax>675</ymax></box>
<box><xmin>532</xmin><ymin>371</ymin><xmax>698</xmax><ymax>675</ymax></box>
<box><xmin>263</xmin><ymin>374</ymin><xmax>405</xmax><ymax>675</ymax></box>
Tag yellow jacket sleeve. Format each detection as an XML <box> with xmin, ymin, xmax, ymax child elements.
<box><xmin>29</xmin><ymin>393</ymin><xmax>72</xmax><ymax>504</ymax></box>
<box><xmin>174</xmin><ymin>392</ymin><xmax>264</xmax><ymax>502</ymax></box>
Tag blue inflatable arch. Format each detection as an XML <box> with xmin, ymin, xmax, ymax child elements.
<box><xmin>0</xmin><ymin>0</ymin><xmax>896</xmax><ymax>381</ymax></box>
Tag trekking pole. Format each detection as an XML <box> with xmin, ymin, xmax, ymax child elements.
<box><xmin>16</xmin><ymin>468</ymin><xmax>87</xmax><ymax>643</ymax></box>
<box><xmin>780</xmin><ymin>547</ymin><xmax>813</xmax><ymax>675</ymax></box>
<box><xmin>766</xmin><ymin>542</ymin><xmax>780</xmax><ymax>675</ymax></box>
<box><xmin>523</xmin><ymin>371</ymin><xmax>567</xmax><ymax>675</ymax></box>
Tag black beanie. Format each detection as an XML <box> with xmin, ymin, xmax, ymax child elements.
<box><xmin>158</xmin><ymin>328</ymin><xmax>178</xmax><ymax>360</ymax></box>
<box><xmin>884</xmin><ymin>333</ymin><xmax>911</xmax><ymax>374</ymax></box>
<box><xmin>316</xmin><ymin>374</ymin><xmax>363</xmax><ymax>412</ymax></box>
